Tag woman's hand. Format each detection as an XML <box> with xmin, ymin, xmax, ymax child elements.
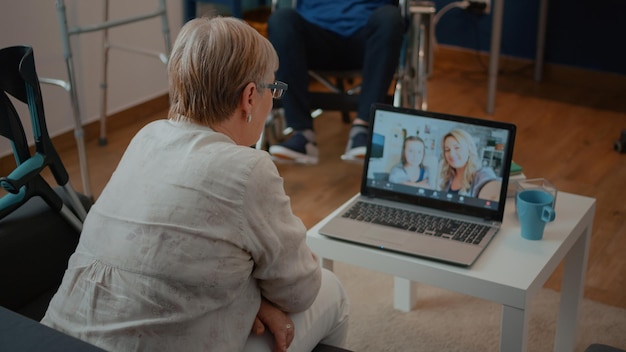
<box><xmin>253</xmin><ymin>298</ymin><xmax>295</xmax><ymax>352</ymax></box>
<box><xmin>402</xmin><ymin>179</ymin><xmax>430</xmax><ymax>189</ymax></box>
<box><xmin>414</xmin><ymin>179</ymin><xmax>431</xmax><ymax>188</ymax></box>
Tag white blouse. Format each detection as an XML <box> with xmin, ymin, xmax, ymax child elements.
<box><xmin>42</xmin><ymin>119</ymin><xmax>322</xmax><ymax>351</ymax></box>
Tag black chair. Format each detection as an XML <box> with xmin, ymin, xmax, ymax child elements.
<box><xmin>585</xmin><ymin>344</ymin><xmax>626</xmax><ymax>352</ymax></box>
<box><xmin>0</xmin><ymin>190</ymin><xmax>91</xmax><ymax>321</ymax></box>
<box><xmin>0</xmin><ymin>306</ymin><xmax>105</xmax><ymax>351</ymax></box>
<box><xmin>0</xmin><ymin>45</ymin><xmax>92</xmax><ymax>321</ymax></box>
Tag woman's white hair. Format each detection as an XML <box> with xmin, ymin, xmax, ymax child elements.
<box><xmin>167</xmin><ymin>16</ymin><xmax>279</xmax><ymax>126</ymax></box>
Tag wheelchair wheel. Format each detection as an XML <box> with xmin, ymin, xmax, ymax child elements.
<box><xmin>262</xmin><ymin>108</ymin><xmax>288</xmax><ymax>149</ymax></box>
<box><xmin>397</xmin><ymin>4</ymin><xmax>430</xmax><ymax>111</ymax></box>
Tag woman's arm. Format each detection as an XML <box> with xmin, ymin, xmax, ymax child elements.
<box><xmin>473</xmin><ymin>167</ymin><xmax>501</xmax><ymax>200</ymax></box>
<box><xmin>477</xmin><ymin>180</ymin><xmax>502</xmax><ymax>200</ymax></box>
<box><xmin>243</xmin><ymin>155</ymin><xmax>322</xmax><ymax>313</ymax></box>
<box><xmin>388</xmin><ymin>164</ymin><xmax>405</xmax><ymax>184</ymax></box>
<box><xmin>411</xmin><ymin>179</ymin><xmax>430</xmax><ymax>188</ymax></box>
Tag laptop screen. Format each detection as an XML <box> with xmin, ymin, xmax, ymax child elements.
<box><xmin>362</xmin><ymin>104</ymin><xmax>516</xmax><ymax>222</ymax></box>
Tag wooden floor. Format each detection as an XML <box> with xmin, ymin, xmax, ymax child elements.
<box><xmin>8</xmin><ymin>47</ymin><xmax>626</xmax><ymax>309</ymax></box>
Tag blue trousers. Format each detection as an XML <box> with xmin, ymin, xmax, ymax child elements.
<box><xmin>267</xmin><ymin>6</ymin><xmax>405</xmax><ymax>131</ymax></box>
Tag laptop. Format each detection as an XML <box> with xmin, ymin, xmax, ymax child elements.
<box><xmin>319</xmin><ymin>104</ymin><xmax>516</xmax><ymax>267</ymax></box>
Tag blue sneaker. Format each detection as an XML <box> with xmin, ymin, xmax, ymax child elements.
<box><xmin>269</xmin><ymin>130</ymin><xmax>319</xmax><ymax>165</ymax></box>
<box><xmin>341</xmin><ymin>125</ymin><xmax>368</xmax><ymax>162</ymax></box>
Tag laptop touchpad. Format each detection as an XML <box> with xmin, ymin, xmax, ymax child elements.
<box><xmin>363</xmin><ymin>227</ymin><xmax>409</xmax><ymax>246</ymax></box>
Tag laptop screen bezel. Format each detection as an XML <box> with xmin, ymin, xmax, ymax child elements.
<box><xmin>360</xmin><ymin>104</ymin><xmax>517</xmax><ymax>222</ymax></box>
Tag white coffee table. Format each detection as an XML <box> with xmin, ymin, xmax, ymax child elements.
<box><xmin>306</xmin><ymin>191</ymin><xmax>596</xmax><ymax>352</ymax></box>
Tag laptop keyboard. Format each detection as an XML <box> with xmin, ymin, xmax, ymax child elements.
<box><xmin>342</xmin><ymin>201</ymin><xmax>490</xmax><ymax>245</ymax></box>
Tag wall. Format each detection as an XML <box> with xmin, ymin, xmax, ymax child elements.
<box><xmin>434</xmin><ymin>0</ymin><xmax>626</xmax><ymax>75</ymax></box>
<box><xmin>0</xmin><ymin>0</ymin><xmax>184</xmax><ymax>157</ymax></box>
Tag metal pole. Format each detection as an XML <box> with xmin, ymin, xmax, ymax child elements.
<box><xmin>487</xmin><ymin>0</ymin><xmax>504</xmax><ymax>114</ymax></box>
<box><xmin>55</xmin><ymin>0</ymin><xmax>93</xmax><ymax>198</ymax></box>
<box><xmin>99</xmin><ymin>0</ymin><xmax>110</xmax><ymax>146</ymax></box>
<box><xmin>534</xmin><ymin>0</ymin><xmax>548</xmax><ymax>82</ymax></box>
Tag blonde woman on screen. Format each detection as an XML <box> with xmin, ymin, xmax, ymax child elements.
<box><xmin>439</xmin><ymin>128</ymin><xmax>501</xmax><ymax>200</ymax></box>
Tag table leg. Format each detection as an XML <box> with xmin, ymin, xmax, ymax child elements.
<box><xmin>554</xmin><ymin>225</ymin><xmax>590</xmax><ymax>351</ymax></box>
<box><xmin>487</xmin><ymin>0</ymin><xmax>504</xmax><ymax>114</ymax></box>
<box><xmin>393</xmin><ymin>277</ymin><xmax>418</xmax><ymax>312</ymax></box>
<box><xmin>534</xmin><ymin>0</ymin><xmax>549</xmax><ymax>82</ymax></box>
<box><xmin>500</xmin><ymin>304</ymin><xmax>529</xmax><ymax>352</ymax></box>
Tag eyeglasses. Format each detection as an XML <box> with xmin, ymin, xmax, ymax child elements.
<box><xmin>259</xmin><ymin>81</ymin><xmax>288</xmax><ymax>99</ymax></box>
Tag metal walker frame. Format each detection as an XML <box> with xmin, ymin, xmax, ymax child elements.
<box><xmin>40</xmin><ymin>0</ymin><xmax>171</xmax><ymax>197</ymax></box>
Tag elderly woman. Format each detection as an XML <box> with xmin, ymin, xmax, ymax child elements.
<box><xmin>42</xmin><ymin>17</ymin><xmax>349</xmax><ymax>352</ymax></box>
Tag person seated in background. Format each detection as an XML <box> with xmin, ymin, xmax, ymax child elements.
<box><xmin>41</xmin><ymin>17</ymin><xmax>349</xmax><ymax>352</ymax></box>
<box><xmin>389</xmin><ymin>136</ymin><xmax>430</xmax><ymax>188</ymax></box>
<box><xmin>439</xmin><ymin>128</ymin><xmax>502</xmax><ymax>200</ymax></box>
<box><xmin>267</xmin><ymin>0</ymin><xmax>405</xmax><ymax>164</ymax></box>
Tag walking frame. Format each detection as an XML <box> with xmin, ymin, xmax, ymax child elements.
<box><xmin>40</xmin><ymin>0</ymin><xmax>171</xmax><ymax>198</ymax></box>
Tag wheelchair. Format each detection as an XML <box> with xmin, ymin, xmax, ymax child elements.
<box><xmin>257</xmin><ymin>0</ymin><xmax>435</xmax><ymax>150</ymax></box>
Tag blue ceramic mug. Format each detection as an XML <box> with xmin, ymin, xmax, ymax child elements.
<box><xmin>516</xmin><ymin>189</ymin><xmax>556</xmax><ymax>240</ymax></box>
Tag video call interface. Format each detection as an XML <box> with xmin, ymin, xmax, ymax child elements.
<box><xmin>365</xmin><ymin>109</ymin><xmax>512</xmax><ymax>210</ymax></box>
